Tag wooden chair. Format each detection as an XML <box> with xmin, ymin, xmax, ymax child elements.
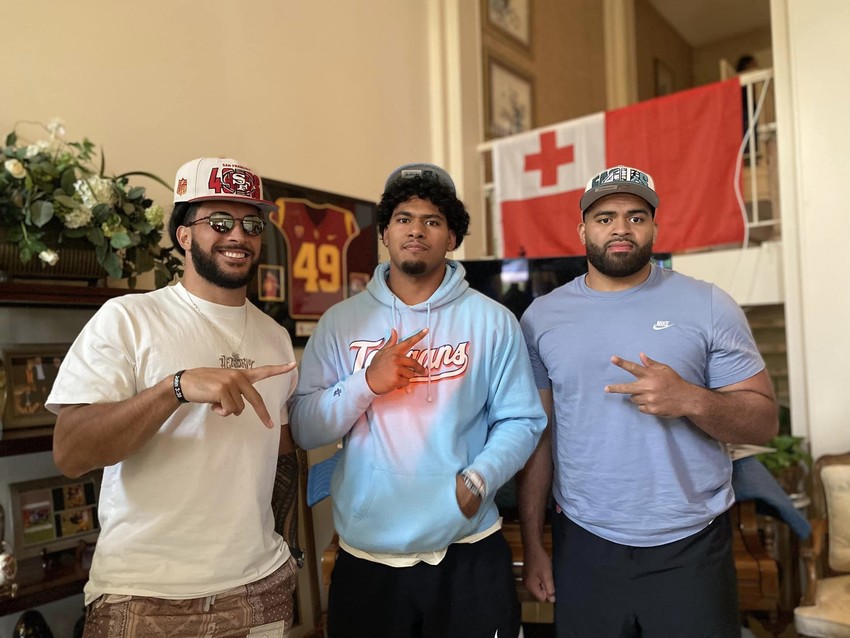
<box><xmin>794</xmin><ymin>451</ymin><xmax>850</xmax><ymax>637</ymax></box>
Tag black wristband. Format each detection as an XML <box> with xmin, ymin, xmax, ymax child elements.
<box><xmin>173</xmin><ymin>370</ymin><xmax>189</xmax><ymax>403</ymax></box>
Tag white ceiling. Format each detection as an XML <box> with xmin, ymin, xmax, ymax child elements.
<box><xmin>646</xmin><ymin>0</ymin><xmax>772</xmax><ymax>47</ymax></box>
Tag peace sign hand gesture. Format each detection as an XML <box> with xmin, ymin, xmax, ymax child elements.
<box><xmin>365</xmin><ymin>329</ymin><xmax>429</xmax><ymax>395</ymax></box>
<box><xmin>604</xmin><ymin>352</ymin><xmax>698</xmax><ymax>418</ymax></box>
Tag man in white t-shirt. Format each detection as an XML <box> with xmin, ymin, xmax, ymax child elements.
<box><xmin>48</xmin><ymin>157</ymin><xmax>300</xmax><ymax>637</ymax></box>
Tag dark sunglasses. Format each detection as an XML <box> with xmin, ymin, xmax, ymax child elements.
<box><xmin>185</xmin><ymin>212</ymin><xmax>265</xmax><ymax>236</ymax></box>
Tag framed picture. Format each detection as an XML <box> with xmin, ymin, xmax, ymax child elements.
<box><xmin>484</xmin><ymin>0</ymin><xmax>532</xmax><ymax>50</ymax></box>
<box><xmin>258</xmin><ymin>264</ymin><xmax>285</xmax><ymax>302</ymax></box>
<box><xmin>8</xmin><ymin>472</ymin><xmax>102</xmax><ymax>559</ymax></box>
<box><xmin>0</xmin><ymin>343</ymin><xmax>70</xmax><ymax>430</ymax></box>
<box><xmin>484</xmin><ymin>53</ymin><xmax>534</xmax><ymax>139</ymax></box>
<box><xmin>253</xmin><ymin>179</ymin><xmax>378</xmax><ymax>347</ymax></box>
<box><xmin>654</xmin><ymin>58</ymin><xmax>674</xmax><ymax>97</ymax></box>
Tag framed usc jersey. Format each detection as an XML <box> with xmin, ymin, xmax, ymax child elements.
<box><xmin>249</xmin><ymin>178</ymin><xmax>378</xmax><ymax>346</ymax></box>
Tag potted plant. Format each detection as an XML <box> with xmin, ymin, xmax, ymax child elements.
<box><xmin>0</xmin><ymin>119</ymin><xmax>182</xmax><ymax>287</ymax></box>
<box><xmin>756</xmin><ymin>433</ymin><xmax>813</xmax><ymax>494</ymax></box>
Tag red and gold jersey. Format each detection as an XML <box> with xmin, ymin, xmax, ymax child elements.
<box><xmin>269</xmin><ymin>198</ymin><xmax>360</xmax><ymax>318</ymax></box>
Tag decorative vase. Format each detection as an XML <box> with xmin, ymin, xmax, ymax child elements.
<box><xmin>0</xmin><ymin>243</ymin><xmax>103</xmax><ymax>283</ymax></box>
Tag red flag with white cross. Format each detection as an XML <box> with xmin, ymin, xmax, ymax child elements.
<box><xmin>493</xmin><ymin>79</ymin><xmax>744</xmax><ymax>257</ymax></box>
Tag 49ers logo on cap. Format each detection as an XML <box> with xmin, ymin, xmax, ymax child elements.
<box><xmin>207</xmin><ymin>167</ymin><xmax>260</xmax><ymax>200</ymax></box>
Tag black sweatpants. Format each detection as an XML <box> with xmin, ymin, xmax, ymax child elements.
<box><xmin>327</xmin><ymin>531</ymin><xmax>520</xmax><ymax>638</ymax></box>
<box><xmin>552</xmin><ymin>511</ymin><xmax>740</xmax><ymax>638</ymax></box>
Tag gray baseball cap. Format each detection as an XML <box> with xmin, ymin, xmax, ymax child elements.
<box><xmin>579</xmin><ymin>165</ymin><xmax>659</xmax><ymax>214</ymax></box>
<box><xmin>384</xmin><ymin>162</ymin><xmax>456</xmax><ymax>196</ymax></box>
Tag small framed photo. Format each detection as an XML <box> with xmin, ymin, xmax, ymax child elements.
<box><xmin>484</xmin><ymin>0</ymin><xmax>532</xmax><ymax>50</ymax></box>
<box><xmin>484</xmin><ymin>53</ymin><xmax>535</xmax><ymax>139</ymax></box>
<box><xmin>9</xmin><ymin>472</ymin><xmax>102</xmax><ymax>559</ymax></box>
<box><xmin>1</xmin><ymin>343</ymin><xmax>70</xmax><ymax>430</ymax></box>
<box><xmin>348</xmin><ymin>272</ymin><xmax>370</xmax><ymax>296</ymax></box>
<box><xmin>258</xmin><ymin>264</ymin><xmax>285</xmax><ymax>302</ymax></box>
<box><xmin>654</xmin><ymin>58</ymin><xmax>674</xmax><ymax>97</ymax></box>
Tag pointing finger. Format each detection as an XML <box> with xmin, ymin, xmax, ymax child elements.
<box><xmin>240</xmin><ymin>382</ymin><xmax>276</xmax><ymax>429</ymax></box>
<box><xmin>245</xmin><ymin>363</ymin><xmax>297</xmax><ymax>383</ymax></box>
<box><xmin>610</xmin><ymin>355</ymin><xmax>645</xmax><ymax>378</ymax></box>
<box><xmin>604</xmin><ymin>381</ymin><xmax>641</xmax><ymax>395</ymax></box>
<box><xmin>396</xmin><ymin>328</ymin><xmax>429</xmax><ymax>351</ymax></box>
<box><xmin>379</xmin><ymin>329</ymin><xmax>400</xmax><ymax>350</ymax></box>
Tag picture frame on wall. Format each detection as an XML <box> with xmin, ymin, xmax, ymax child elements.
<box><xmin>654</xmin><ymin>58</ymin><xmax>674</xmax><ymax>97</ymax></box>
<box><xmin>0</xmin><ymin>343</ymin><xmax>70</xmax><ymax>430</ymax></box>
<box><xmin>258</xmin><ymin>264</ymin><xmax>285</xmax><ymax>303</ymax></box>
<box><xmin>484</xmin><ymin>53</ymin><xmax>535</xmax><ymax>139</ymax></box>
<box><xmin>254</xmin><ymin>179</ymin><xmax>378</xmax><ymax>348</ymax></box>
<box><xmin>484</xmin><ymin>0</ymin><xmax>532</xmax><ymax>51</ymax></box>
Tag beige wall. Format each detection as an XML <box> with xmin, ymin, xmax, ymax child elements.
<box><xmin>634</xmin><ymin>0</ymin><xmax>693</xmax><ymax>100</ymax></box>
<box><xmin>481</xmin><ymin>0</ymin><xmax>607</xmax><ymax>131</ymax></box>
<box><xmin>693</xmin><ymin>26</ymin><xmax>773</xmax><ymax>86</ymax></box>
<box><xmin>1</xmin><ymin>1</ymin><xmax>433</xmax><ymax>211</ymax></box>
<box><xmin>772</xmin><ymin>0</ymin><xmax>850</xmax><ymax>458</ymax></box>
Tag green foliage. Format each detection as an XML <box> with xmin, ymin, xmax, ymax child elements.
<box><xmin>0</xmin><ymin>120</ymin><xmax>181</xmax><ymax>286</ymax></box>
<box><xmin>756</xmin><ymin>434</ymin><xmax>813</xmax><ymax>474</ymax></box>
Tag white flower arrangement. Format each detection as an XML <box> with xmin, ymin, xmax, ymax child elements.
<box><xmin>0</xmin><ymin>119</ymin><xmax>182</xmax><ymax>286</ymax></box>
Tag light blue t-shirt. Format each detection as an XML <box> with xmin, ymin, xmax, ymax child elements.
<box><xmin>520</xmin><ymin>265</ymin><xmax>765</xmax><ymax>546</ymax></box>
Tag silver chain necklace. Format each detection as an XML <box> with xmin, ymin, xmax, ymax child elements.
<box><xmin>179</xmin><ymin>286</ymin><xmax>254</xmax><ymax>369</ymax></box>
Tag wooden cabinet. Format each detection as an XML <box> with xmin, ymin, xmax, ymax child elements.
<box><xmin>0</xmin><ymin>281</ymin><xmax>136</xmax><ymax>308</ymax></box>
<box><xmin>0</xmin><ymin>551</ymin><xmax>89</xmax><ymax>618</ymax></box>
<box><xmin>0</xmin><ymin>282</ymin><xmax>136</xmax><ymax>617</ymax></box>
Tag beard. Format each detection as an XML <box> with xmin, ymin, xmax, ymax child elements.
<box><xmin>191</xmin><ymin>244</ymin><xmax>259</xmax><ymax>289</ymax></box>
<box><xmin>586</xmin><ymin>237</ymin><xmax>654</xmax><ymax>278</ymax></box>
<box><xmin>400</xmin><ymin>260</ymin><xmax>427</xmax><ymax>276</ymax></box>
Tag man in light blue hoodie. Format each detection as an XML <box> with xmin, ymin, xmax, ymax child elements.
<box><xmin>290</xmin><ymin>163</ymin><xmax>547</xmax><ymax>638</ymax></box>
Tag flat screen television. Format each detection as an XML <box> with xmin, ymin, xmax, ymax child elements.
<box><xmin>460</xmin><ymin>255</ymin><xmax>672</xmax><ymax>321</ymax></box>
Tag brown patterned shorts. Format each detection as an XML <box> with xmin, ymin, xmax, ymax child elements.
<box><xmin>82</xmin><ymin>557</ymin><xmax>297</xmax><ymax>638</ymax></box>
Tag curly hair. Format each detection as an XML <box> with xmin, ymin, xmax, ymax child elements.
<box><xmin>168</xmin><ymin>202</ymin><xmax>200</xmax><ymax>256</ymax></box>
<box><xmin>376</xmin><ymin>176</ymin><xmax>470</xmax><ymax>249</ymax></box>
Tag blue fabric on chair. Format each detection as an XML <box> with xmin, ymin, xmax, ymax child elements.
<box><xmin>732</xmin><ymin>456</ymin><xmax>811</xmax><ymax>539</ymax></box>
<box><xmin>306</xmin><ymin>450</ymin><xmax>342</xmax><ymax>507</ymax></box>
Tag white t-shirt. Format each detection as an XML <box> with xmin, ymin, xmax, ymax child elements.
<box><xmin>47</xmin><ymin>283</ymin><xmax>298</xmax><ymax>604</ymax></box>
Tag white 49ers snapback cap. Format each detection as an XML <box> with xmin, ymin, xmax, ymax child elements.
<box><xmin>173</xmin><ymin>157</ymin><xmax>277</xmax><ymax>213</ymax></box>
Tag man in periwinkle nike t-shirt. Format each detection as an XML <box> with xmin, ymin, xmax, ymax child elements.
<box><xmin>518</xmin><ymin>165</ymin><xmax>778</xmax><ymax>638</ymax></box>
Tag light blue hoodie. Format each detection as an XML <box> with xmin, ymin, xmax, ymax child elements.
<box><xmin>290</xmin><ymin>260</ymin><xmax>546</xmax><ymax>554</ymax></box>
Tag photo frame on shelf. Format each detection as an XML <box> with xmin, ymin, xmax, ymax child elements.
<box><xmin>8</xmin><ymin>472</ymin><xmax>102</xmax><ymax>560</ymax></box>
<box><xmin>0</xmin><ymin>343</ymin><xmax>70</xmax><ymax>430</ymax></box>
<box><xmin>484</xmin><ymin>53</ymin><xmax>535</xmax><ymax>139</ymax></box>
<box><xmin>483</xmin><ymin>0</ymin><xmax>532</xmax><ymax>51</ymax></box>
